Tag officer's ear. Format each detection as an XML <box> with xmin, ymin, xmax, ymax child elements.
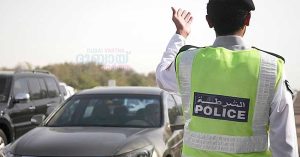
<box><xmin>206</xmin><ymin>15</ymin><xmax>214</xmax><ymax>28</ymax></box>
<box><xmin>244</xmin><ymin>12</ymin><xmax>251</xmax><ymax>26</ymax></box>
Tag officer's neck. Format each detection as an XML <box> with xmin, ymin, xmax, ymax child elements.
<box><xmin>216</xmin><ymin>27</ymin><xmax>246</xmax><ymax>37</ymax></box>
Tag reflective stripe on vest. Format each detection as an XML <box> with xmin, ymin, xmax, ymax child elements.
<box><xmin>176</xmin><ymin>48</ymin><xmax>277</xmax><ymax>154</ymax></box>
<box><xmin>176</xmin><ymin>49</ymin><xmax>199</xmax><ymax>120</ymax></box>
<box><xmin>252</xmin><ymin>52</ymin><xmax>277</xmax><ymax>136</ymax></box>
<box><xmin>183</xmin><ymin>129</ymin><xmax>267</xmax><ymax>153</ymax></box>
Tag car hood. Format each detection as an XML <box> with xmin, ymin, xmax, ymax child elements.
<box><xmin>10</xmin><ymin>127</ymin><xmax>155</xmax><ymax>156</ymax></box>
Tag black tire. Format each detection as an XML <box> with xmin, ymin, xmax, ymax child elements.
<box><xmin>0</xmin><ymin>129</ymin><xmax>7</xmax><ymax>149</ymax></box>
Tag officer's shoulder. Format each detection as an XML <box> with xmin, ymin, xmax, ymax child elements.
<box><xmin>252</xmin><ymin>46</ymin><xmax>285</xmax><ymax>63</ymax></box>
<box><xmin>175</xmin><ymin>45</ymin><xmax>204</xmax><ymax>71</ymax></box>
<box><xmin>178</xmin><ymin>45</ymin><xmax>205</xmax><ymax>53</ymax></box>
<box><xmin>177</xmin><ymin>45</ymin><xmax>205</xmax><ymax>58</ymax></box>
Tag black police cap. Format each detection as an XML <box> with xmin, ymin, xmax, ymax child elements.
<box><xmin>242</xmin><ymin>0</ymin><xmax>255</xmax><ymax>11</ymax></box>
<box><xmin>209</xmin><ymin>0</ymin><xmax>255</xmax><ymax>11</ymax></box>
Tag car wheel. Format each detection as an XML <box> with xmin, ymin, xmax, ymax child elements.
<box><xmin>0</xmin><ymin>129</ymin><xmax>7</xmax><ymax>149</ymax></box>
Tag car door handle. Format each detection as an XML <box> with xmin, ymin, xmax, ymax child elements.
<box><xmin>29</xmin><ymin>106</ymin><xmax>36</xmax><ymax>110</ymax></box>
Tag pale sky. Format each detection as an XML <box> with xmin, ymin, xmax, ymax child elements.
<box><xmin>0</xmin><ymin>0</ymin><xmax>300</xmax><ymax>89</ymax></box>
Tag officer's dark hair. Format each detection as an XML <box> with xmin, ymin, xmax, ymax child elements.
<box><xmin>207</xmin><ymin>0</ymin><xmax>251</xmax><ymax>36</ymax></box>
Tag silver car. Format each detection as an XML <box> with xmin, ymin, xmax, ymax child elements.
<box><xmin>2</xmin><ymin>87</ymin><xmax>184</xmax><ymax>157</ymax></box>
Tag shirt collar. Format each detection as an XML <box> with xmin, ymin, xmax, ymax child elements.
<box><xmin>212</xmin><ymin>35</ymin><xmax>251</xmax><ymax>51</ymax></box>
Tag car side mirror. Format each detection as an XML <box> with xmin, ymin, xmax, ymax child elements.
<box><xmin>31</xmin><ymin>114</ymin><xmax>46</xmax><ymax>126</ymax></box>
<box><xmin>170</xmin><ymin>115</ymin><xmax>185</xmax><ymax>132</ymax></box>
<box><xmin>14</xmin><ymin>93</ymin><xmax>30</xmax><ymax>103</ymax></box>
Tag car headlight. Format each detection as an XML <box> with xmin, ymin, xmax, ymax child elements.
<box><xmin>116</xmin><ymin>145</ymin><xmax>155</xmax><ymax>157</ymax></box>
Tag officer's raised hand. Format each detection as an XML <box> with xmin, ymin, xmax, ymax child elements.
<box><xmin>171</xmin><ymin>7</ymin><xmax>193</xmax><ymax>38</ymax></box>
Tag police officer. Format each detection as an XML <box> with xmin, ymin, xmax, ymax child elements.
<box><xmin>156</xmin><ymin>0</ymin><xmax>298</xmax><ymax>156</ymax></box>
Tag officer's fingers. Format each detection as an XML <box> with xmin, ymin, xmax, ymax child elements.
<box><xmin>184</xmin><ymin>12</ymin><xmax>191</xmax><ymax>22</ymax></box>
<box><xmin>181</xmin><ymin>10</ymin><xmax>188</xmax><ymax>18</ymax></box>
<box><xmin>171</xmin><ymin>7</ymin><xmax>176</xmax><ymax>16</ymax></box>
<box><xmin>188</xmin><ymin>16</ymin><xmax>193</xmax><ymax>24</ymax></box>
<box><xmin>177</xmin><ymin>8</ymin><xmax>183</xmax><ymax>17</ymax></box>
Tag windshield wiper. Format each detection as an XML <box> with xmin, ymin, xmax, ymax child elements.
<box><xmin>46</xmin><ymin>124</ymin><xmax>119</xmax><ymax>127</ymax></box>
<box><xmin>46</xmin><ymin>123</ymin><xmax>151</xmax><ymax>128</ymax></box>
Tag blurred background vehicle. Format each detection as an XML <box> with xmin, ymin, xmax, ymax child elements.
<box><xmin>59</xmin><ymin>82</ymin><xmax>75</xmax><ymax>101</ymax></box>
<box><xmin>0</xmin><ymin>70</ymin><xmax>63</xmax><ymax>149</ymax></box>
<box><xmin>2</xmin><ymin>87</ymin><xmax>185</xmax><ymax>157</ymax></box>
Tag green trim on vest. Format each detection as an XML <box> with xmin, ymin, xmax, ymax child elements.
<box><xmin>276</xmin><ymin>59</ymin><xmax>284</xmax><ymax>90</ymax></box>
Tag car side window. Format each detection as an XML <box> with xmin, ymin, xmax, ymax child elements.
<box><xmin>38</xmin><ymin>78</ymin><xmax>48</xmax><ymax>98</ymax></box>
<box><xmin>59</xmin><ymin>85</ymin><xmax>67</xmax><ymax>96</ymax></box>
<box><xmin>28</xmin><ymin>78</ymin><xmax>42</xmax><ymax>100</ymax></box>
<box><xmin>13</xmin><ymin>78</ymin><xmax>29</xmax><ymax>96</ymax></box>
<box><xmin>57</xmin><ymin>99</ymin><xmax>81</xmax><ymax>125</ymax></box>
<box><xmin>45</xmin><ymin>77</ymin><xmax>59</xmax><ymax>98</ymax></box>
<box><xmin>167</xmin><ymin>94</ymin><xmax>180</xmax><ymax>124</ymax></box>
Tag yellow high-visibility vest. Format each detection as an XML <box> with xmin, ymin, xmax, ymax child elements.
<box><xmin>175</xmin><ymin>47</ymin><xmax>284</xmax><ymax>157</ymax></box>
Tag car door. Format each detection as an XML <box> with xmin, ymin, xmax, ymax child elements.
<box><xmin>28</xmin><ymin>77</ymin><xmax>48</xmax><ymax>118</ymax></box>
<box><xmin>166</xmin><ymin>94</ymin><xmax>184</xmax><ymax>157</ymax></box>
<box><xmin>44</xmin><ymin>77</ymin><xmax>63</xmax><ymax>115</ymax></box>
<box><xmin>9</xmin><ymin>77</ymin><xmax>36</xmax><ymax>138</ymax></box>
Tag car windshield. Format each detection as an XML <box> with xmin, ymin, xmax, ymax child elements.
<box><xmin>0</xmin><ymin>76</ymin><xmax>11</xmax><ymax>103</ymax></box>
<box><xmin>47</xmin><ymin>94</ymin><xmax>162</xmax><ymax>128</ymax></box>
